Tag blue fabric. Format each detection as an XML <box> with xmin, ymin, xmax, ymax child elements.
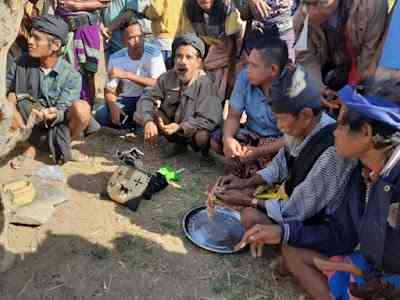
<box><xmin>380</xmin><ymin>1</ymin><xmax>400</xmax><ymax>70</ymax></box>
<box><xmin>284</xmin><ymin>162</ymin><xmax>363</xmax><ymax>257</ymax></box>
<box><xmin>337</xmin><ymin>85</ymin><xmax>400</xmax><ymax>130</ymax></box>
<box><xmin>328</xmin><ymin>251</ymin><xmax>400</xmax><ymax>299</ymax></box>
<box><xmin>95</xmin><ymin>96</ymin><xmax>139</xmax><ymax>129</ymax></box>
<box><xmin>229</xmin><ymin>68</ymin><xmax>281</xmax><ymax>138</ymax></box>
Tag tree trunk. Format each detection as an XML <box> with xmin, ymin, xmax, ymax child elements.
<box><xmin>0</xmin><ymin>0</ymin><xmax>34</xmax><ymax>161</ymax></box>
<box><xmin>0</xmin><ymin>0</ymin><xmax>25</xmax><ymax>273</ymax></box>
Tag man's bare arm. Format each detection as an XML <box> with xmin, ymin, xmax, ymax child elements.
<box><xmin>124</xmin><ymin>73</ymin><xmax>157</xmax><ymax>88</ymax></box>
<box><xmin>223</xmin><ymin>106</ymin><xmax>242</xmax><ymax>141</ymax></box>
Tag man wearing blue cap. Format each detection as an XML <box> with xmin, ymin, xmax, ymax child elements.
<box><xmin>215</xmin><ymin>66</ymin><xmax>358</xmax><ymax>257</ymax></box>
<box><xmin>278</xmin><ymin>79</ymin><xmax>400</xmax><ymax>300</ymax></box>
<box><xmin>134</xmin><ymin>33</ymin><xmax>222</xmax><ymax>160</ymax></box>
<box><xmin>6</xmin><ymin>15</ymin><xmax>92</xmax><ymax>164</ymax></box>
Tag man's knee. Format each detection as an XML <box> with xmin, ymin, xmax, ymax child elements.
<box><xmin>210</xmin><ymin>139</ymin><xmax>222</xmax><ymax>154</ymax></box>
<box><xmin>69</xmin><ymin>100</ymin><xmax>91</xmax><ymax>124</ymax></box>
<box><xmin>193</xmin><ymin>130</ymin><xmax>210</xmax><ymax>148</ymax></box>
<box><xmin>240</xmin><ymin>207</ymin><xmax>268</xmax><ymax>230</ymax></box>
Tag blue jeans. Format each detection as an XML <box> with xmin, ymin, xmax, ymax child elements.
<box><xmin>94</xmin><ymin>96</ymin><xmax>140</xmax><ymax>129</ymax></box>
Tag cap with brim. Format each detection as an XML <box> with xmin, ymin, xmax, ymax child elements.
<box><xmin>172</xmin><ymin>33</ymin><xmax>206</xmax><ymax>59</ymax></box>
<box><xmin>270</xmin><ymin>66</ymin><xmax>321</xmax><ymax>114</ymax></box>
<box><xmin>32</xmin><ymin>15</ymin><xmax>69</xmax><ymax>45</ymax></box>
<box><xmin>337</xmin><ymin>85</ymin><xmax>400</xmax><ymax>130</ymax></box>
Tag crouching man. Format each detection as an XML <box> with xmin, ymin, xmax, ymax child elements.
<box><xmin>134</xmin><ymin>33</ymin><xmax>223</xmax><ymax>160</ymax></box>
<box><xmin>7</xmin><ymin>15</ymin><xmax>92</xmax><ymax>164</ymax></box>
<box><xmin>215</xmin><ymin>66</ymin><xmax>358</xmax><ymax>257</ymax></box>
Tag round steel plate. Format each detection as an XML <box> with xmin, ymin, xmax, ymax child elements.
<box><xmin>182</xmin><ymin>206</ymin><xmax>245</xmax><ymax>254</ymax></box>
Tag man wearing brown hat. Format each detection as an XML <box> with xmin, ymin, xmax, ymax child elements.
<box><xmin>134</xmin><ymin>33</ymin><xmax>223</xmax><ymax>159</ymax></box>
<box><xmin>6</xmin><ymin>15</ymin><xmax>93</xmax><ymax>164</ymax></box>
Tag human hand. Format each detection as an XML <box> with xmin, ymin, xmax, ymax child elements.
<box><xmin>42</xmin><ymin>107</ymin><xmax>57</xmax><ymax>121</ymax></box>
<box><xmin>223</xmin><ymin>137</ymin><xmax>244</xmax><ymax>158</ymax></box>
<box><xmin>100</xmin><ymin>23</ymin><xmax>112</xmax><ymax>41</ymax></box>
<box><xmin>214</xmin><ymin>189</ymin><xmax>252</xmax><ymax>207</ymax></box>
<box><xmin>158</xmin><ymin>117</ymin><xmax>180</xmax><ymax>135</ymax></box>
<box><xmin>215</xmin><ymin>174</ymin><xmax>249</xmax><ymax>190</ymax></box>
<box><xmin>249</xmin><ymin>0</ymin><xmax>273</xmax><ymax>21</ymax></box>
<box><xmin>144</xmin><ymin>121</ymin><xmax>159</xmax><ymax>145</ymax></box>
<box><xmin>108</xmin><ymin>102</ymin><xmax>125</xmax><ymax>126</ymax></box>
<box><xmin>109</xmin><ymin>67</ymin><xmax>128</xmax><ymax>80</ymax></box>
<box><xmin>235</xmin><ymin>224</ymin><xmax>283</xmax><ymax>251</ymax></box>
<box><xmin>59</xmin><ymin>0</ymin><xmax>76</xmax><ymax>10</ymax></box>
<box><xmin>238</xmin><ymin>145</ymin><xmax>259</xmax><ymax>162</ymax></box>
<box><xmin>31</xmin><ymin>108</ymin><xmax>44</xmax><ymax>122</ymax></box>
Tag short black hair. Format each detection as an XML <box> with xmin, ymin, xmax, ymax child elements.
<box><xmin>252</xmin><ymin>30</ymin><xmax>289</xmax><ymax>72</ymax></box>
<box><xmin>120</xmin><ymin>17</ymin><xmax>143</xmax><ymax>32</ymax></box>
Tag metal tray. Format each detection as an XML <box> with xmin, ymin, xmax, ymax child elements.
<box><xmin>182</xmin><ymin>206</ymin><xmax>245</xmax><ymax>254</ymax></box>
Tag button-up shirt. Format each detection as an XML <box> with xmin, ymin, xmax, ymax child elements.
<box><xmin>7</xmin><ymin>57</ymin><xmax>81</xmax><ymax>123</ymax></box>
<box><xmin>230</xmin><ymin>68</ymin><xmax>281</xmax><ymax>138</ymax></box>
<box><xmin>134</xmin><ymin>69</ymin><xmax>222</xmax><ymax>137</ymax></box>
<box><xmin>257</xmin><ymin>114</ymin><xmax>357</xmax><ymax>242</ymax></box>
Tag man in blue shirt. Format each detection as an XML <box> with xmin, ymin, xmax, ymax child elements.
<box><xmin>210</xmin><ymin>36</ymin><xmax>287</xmax><ymax>177</ymax></box>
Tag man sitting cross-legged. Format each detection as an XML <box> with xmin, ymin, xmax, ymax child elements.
<box><xmin>7</xmin><ymin>15</ymin><xmax>92</xmax><ymax>164</ymax></box>
<box><xmin>95</xmin><ymin>17</ymin><xmax>166</xmax><ymax>130</ymax></box>
<box><xmin>210</xmin><ymin>36</ymin><xmax>288</xmax><ymax>178</ymax></box>
<box><xmin>134</xmin><ymin>33</ymin><xmax>223</xmax><ymax>160</ymax></box>
<box><xmin>214</xmin><ymin>66</ymin><xmax>357</xmax><ymax>257</ymax></box>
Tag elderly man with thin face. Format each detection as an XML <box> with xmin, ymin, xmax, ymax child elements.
<box><xmin>6</xmin><ymin>15</ymin><xmax>92</xmax><ymax>164</ymax></box>
<box><xmin>293</xmin><ymin>0</ymin><xmax>388</xmax><ymax>90</ymax></box>
<box><xmin>134</xmin><ymin>34</ymin><xmax>222</xmax><ymax>161</ymax></box>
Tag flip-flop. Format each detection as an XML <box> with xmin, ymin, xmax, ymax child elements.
<box><xmin>9</xmin><ymin>154</ymin><xmax>34</xmax><ymax>169</ymax></box>
<box><xmin>70</xmin><ymin>149</ymin><xmax>90</xmax><ymax>162</ymax></box>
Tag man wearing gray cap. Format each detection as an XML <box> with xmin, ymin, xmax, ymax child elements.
<box><xmin>214</xmin><ymin>66</ymin><xmax>357</xmax><ymax>256</ymax></box>
<box><xmin>6</xmin><ymin>15</ymin><xmax>92</xmax><ymax>164</ymax></box>
<box><xmin>134</xmin><ymin>33</ymin><xmax>223</xmax><ymax>160</ymax></box>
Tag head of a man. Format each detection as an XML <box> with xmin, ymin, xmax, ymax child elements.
<box><xmin>270</xmin><ymin>66</ymin><xmax>322</xmax><ymax>140</ymax></box>
<box><xmin>28</xmin><ymin>15</ymin><xmax>68</xmax><ymax>59</ymax></box>
<box><xmin>335</xmin><ymin>80</ymin><xmax>400</xmax><ymax>160</ymax></box>
<box><xmin>247</xmin><ymin>36</ymin><xmax>289</xmax><ymax>87</ymax></box>
<box><xmin>196</xmin><ymin>0</ymin><xmax>215</xmax><ymax>12</ymax></box>
<box><xmin>122</xmin><ymin>18</ymin><xmax>144</xmax><ymax>56</ymax></box>
<box><xmin>172</xmin><ymin>34</ymin><xmax>206</xmax><ymax>84</ymax></box>
<box><xmin>301</xmin><ymin>0</ymin><xmax>339</xmax><ymax>26</ymax></box>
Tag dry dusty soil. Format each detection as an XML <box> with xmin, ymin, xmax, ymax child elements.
<box><xmin>0</xmin><ymin>129</ymin><xmax>301</xmax><ymax>300</ymax></box>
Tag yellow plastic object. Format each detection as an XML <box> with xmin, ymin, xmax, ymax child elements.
<box><xmin>255</xmin><ymin>184</ymin><xmax>289</xmax><ymax>201</ymax></box>
<box><xmin>2</xmin><ymin>180</ymin><xmax>36</xmax><ymax>206</ymax></box>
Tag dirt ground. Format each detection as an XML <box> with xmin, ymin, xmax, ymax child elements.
<box><xmin>0</xmin><ymin>129</ymin><xmax>301</xmax><ymax>300</ymax></box>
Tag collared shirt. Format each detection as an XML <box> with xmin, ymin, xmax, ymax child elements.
<box><xmin>257</xmin><ymin>113</ymin><xmax>358</xmax><ymax>242</ymax></box>
<box><xmin>134</xmin><ymin>69</ymin><xmax>223</xmax><ymax>137</ymax></box>
<box><xmin>7</xmin><ymin>57</ymin><xmax>81</xmax><ymax>122</ymax></box>
<box><xmin>229</xmin><ymin>68</ymin><xmax>281</xmax><ymax>138</ymax></box>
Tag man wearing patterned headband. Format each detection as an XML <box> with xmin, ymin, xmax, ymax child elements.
<box><xmin>280</xmin><ymin>79</ymin><xmax>400</xmax><ymax>299</ymax></box>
